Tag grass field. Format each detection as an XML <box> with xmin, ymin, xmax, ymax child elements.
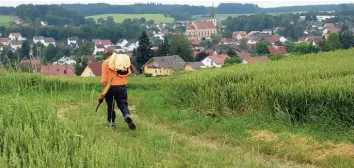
<box><xmin>1</xmin><ymin>49</ymin><xmax>354</xmax><ymax>167</ymax></box>
<box><xmin>0</xmin><ymin>15</ymin><xmax>13</xmax><ymax>27</ymax></box>
<box><xmin>86</xmin><ymin>14</ymin><xmax>175</xmax><ymax>23</ymax></box>
<box><xmin>193</xmin><ymin>11</ymin><xmax>333</xmax><ymax>20</ymax></box>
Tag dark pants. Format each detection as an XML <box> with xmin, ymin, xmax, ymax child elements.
<box><xmin>105</xmin><ymin>85</ymin><xmax>130</xmax><ymax>122</ymax></box>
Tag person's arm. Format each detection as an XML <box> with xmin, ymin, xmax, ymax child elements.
<box><xmin>101</xmin><ymin>62</ymin><xmax>108</xmax><ymax>90</ymax></box>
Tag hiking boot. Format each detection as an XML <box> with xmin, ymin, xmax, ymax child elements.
<box><xmin>124</xmin><ymin>115</ymin><xmax>136</xmax><ymax>130</ymax></box>
<box><xmin>107</xmin><ymin>122</ymin><xmax>111</xmax><ymax>128</ymax></box>
<box><xmin>111</xmin><ymin>122</ymin><xmax>116</xmax><ymax>129</ymax></box>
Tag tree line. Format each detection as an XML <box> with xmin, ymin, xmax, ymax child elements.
<box><xmin>60</xmin><ymin>3</ymin><xmax>352</xmax><ymax>20</ymax></box>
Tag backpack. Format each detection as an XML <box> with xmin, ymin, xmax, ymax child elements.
<box><xmin>108</xmin><ymin>53</ymin><xmax>131</xmax><ymax>75</ymax></box>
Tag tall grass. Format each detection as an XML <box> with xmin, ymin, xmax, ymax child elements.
<box><xmin>167</xmin><ymin>49</ymin><xmax>354</xmax><ymax>127</ymax></box>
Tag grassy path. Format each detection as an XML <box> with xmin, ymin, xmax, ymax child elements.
<box><xmin>1</xmin><ymin>88</ymin><xmax>353</xmax><ymax>167</ymax></box>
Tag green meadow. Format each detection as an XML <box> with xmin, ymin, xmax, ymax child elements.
<box><xmin>86</xmin><ymin>14</ymin><xmax>175</xmax><ymax>23</ymax></box>
<box><xmin>1</xmin><ymin>49</ymin><xmax>354</xmax><ymax>167</ymax></box>
<box><xmin>0</xmin><ymin>15</ymin><xmax>13</xmax><ymax>27</ymax></box>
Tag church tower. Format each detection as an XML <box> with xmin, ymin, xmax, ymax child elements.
<box><xmin>210</xmin><ymin>3</ymin><xmax>217</xmax><ymax>26</ymax></box>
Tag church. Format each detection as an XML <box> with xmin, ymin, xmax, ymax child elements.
<box><xmin>185</xmin><ymin>6</ymin><xmax>217</xmax><ymax>40</ymax></box>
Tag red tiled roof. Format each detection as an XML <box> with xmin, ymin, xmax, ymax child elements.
<box><xmin>20</xmin><ymin>59</ymin><xmax>42</xmax><ymax>66</ymax></box>
<box><xmin>191</xmin><ymin>21</ymin><xmax>216</xmax><ymax>30</ymax></box>
<box><xmin>10</xmin><ymin>32</ymin><xmax>21</xmax><ymax>36</ymax></box>
<box><xmin>208</xmin><ymin>54</ymin><xmax>229</xmax><ymax>65</ymax></box>
<box><xmin>232</xmin><ymin>31</ymin><xmax>247</xmax><ymax>39</ymax></box>
<box><xmin>220</xmin><ymin>38</ymin><xmax>235</xmax><ymax>43</ymax></box>
<box><xmin>244</xmin><ymin>56</ymin><xmax>270</xmax><ymax>63</ymax></box>
<box><xmin>190</xmin><ymin>39</ymin><xmax>201</xmax><ymax>46</ymax></box>
<box><xmin>100</xmin><ymin>40</ymin><xmax>112</xmax><ymax>46</ymax></box>
<box><xmin>96</xmin><ymin>44</ymin><xmax>105</xmax><ymax>49</ymax></box>
<box><xmin>324</xmin><ymin>23</ymin><xmax>335</xmax><ymax>28</ymax></box>
<box><xmin>237</xmin><ymin>52</ymin><xmax>252</xmax><ymax>60</ymax></box>
<box><xmin>187</xmin><ymin>24</ymin><xmax>196</xmax><ymax>30</ymax></box>
<box><xmin>266</xmin><ymin>35</ymin><xmax>281</xmax><ymax>44</ymax></box>
<box><xmin>267</xmin><ymin>46</ymin><xmax>288</xmax><ymax>55</ymax></box>
<box><xmin>327</xmin><ymin>27</ymin><xmax>340</xmax><ymax>33</ymax></box>
<box><xmin>88</xmin><ymin>62</ymin><xmax>102</xmax><ymax>76</ymax></box>
<box><xmin>0</xmin><ymin>38</ymin><xmax>9</xmax><ymax>43</ymax></box>
<box><xmin>41</xmin><ymin>64</ymin><xmax>76</xmax><ymax>77</ymax></box>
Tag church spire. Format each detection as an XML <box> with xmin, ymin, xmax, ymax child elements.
<box><xmin>211</xmin><ymin>2</ymin><xmax>216</xmax><ymax>19</ymax></box>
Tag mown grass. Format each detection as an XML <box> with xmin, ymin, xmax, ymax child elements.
<box><xmin>0</xmin><ymin>15</ymin><xmax>13</xmax><ymax>27</ymax></box>
<box><xmin>1</xmin><ymin>49</ymin><xmax>354</xmax><ymax>167</ymax></box>
<box><xmin>86</xmin><ymin>14</ymin><xmax>175</xmax><ymax>23</ymax></box>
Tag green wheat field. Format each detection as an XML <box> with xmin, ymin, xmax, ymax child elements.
<box><xmin>1</xmin><ymin>49</ymin><xmax>354</xmax><ymax>167</ymax></box>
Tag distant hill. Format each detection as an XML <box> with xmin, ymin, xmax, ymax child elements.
<box><xmin>86</xmin><ymin>14</ymin><xmax>175</xmax><ymax>23</ymax></box>
<box><xmin>61</xmin><ymin>3</ymin><xmax>354</xmax><ymax>19</ymax></box>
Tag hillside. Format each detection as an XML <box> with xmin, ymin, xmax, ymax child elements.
<box><xmin>1</xmin><ymin>49</ymin><xmax>354</xmax><ymax>167</ymax></box>
<box><xmin>87</xmin><ymin>14</ymin><xmax>175</xmax><ymax>23</ymax></box>
<box><xmin>0</xmin><ymin>15</ymin><xmax>13</xmax><ymax>27</ymax></box>
<box><xmin>61</xmin><ymin>3</ymin><xmax>354</xmax><ymax>18</ymax></box>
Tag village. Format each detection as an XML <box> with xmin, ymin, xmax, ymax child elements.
<box><xmin>0</xmin><ymin>7</ymin><xmax>353</xmax><ymax>77</ymax></box>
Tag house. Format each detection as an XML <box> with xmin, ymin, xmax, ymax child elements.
<box><xmin>67</xmin><ymin>37</ymin><xmax>79</xmax><ymax>45</ymax></box>
<box><xmin>184</xmin><ymin>62</ymin><xmax>206</xmax><ymax>71</ymax></box>
<box><xmin>274</xmin><ymin>27</ymin><xmax>285</xmax><ymax>34</ymax></box>
<box><xmin>114</xmin><ymin>46</ymin><xmax>124</xmax><ymax>53</ymax></box>
<box><xmin>0</xmin><ymin>38</ymin><xmax>9</xmax><ymax>46</ymax></box>
<box><xmin>323</xmin><ymin>26</ymin><xmax>340</xmax><ymax>38</ymax></box>
<box><xmin>123</xmin><ymin>42</ymin><xmax>137</xmax><ymax>52</ymax></box>
<box><xmin>93</xmin><ymin>44</ymin><xmax>105</xmax><ymax>55</ymax></box>
<box><xmin>93</xmin><ymin>39</ymin><xmax>112</xmax><ymax>48</ymax></box>
<box><xmin>237</xmin><ymin>52</ymin><xmax>252</xmax><ymax>60</ymax></box>
<box><xmin>201</xmin><ymin>54</ymin><xmax>229</xmax><ymax>68</ymax></box>
<box><xmin>143</xmin><ymin>55</ymin><xmax>186</xmax><ymax>76</ymax></box>
<box><xmin>153</xmin><ymin>32</ymin><xmax>165</xmax><ymax>40</ymax></box>
<box><xmin>242</xmin><ymin>56</ymin><xmax>270</xmax><ymax>64</ymax></box>
<box><xmin>52</xmin><ymin>56</ymin><xmax>76</xmax><ymax>65</ymax></box>
<box><xmin>267</xmin><ymin>46</ymin><xmax>288</xmax><ymax>55</ymax></box>
<box><xmin>298</xmin><ymin>36</ymin><xmax>324</xmax><ymax>46</ymax></box>
<box><xmin>19</xmin><ymin>59</ymin><xmax>42</xmax><ymax>73</ymax></box>
<box><xmin>41</xmin><ymin>21</ymin><xmax>48</xmax><ymax>27</ymax></box>
<box><xmin>232</xmin><ymin>31</ymin><xmax>247</xmax><ymax>40</ymax></box>
<box><xmin>262</xmin><ymin>29</ymin><xmax>273</xmax><ymax>35</ymax></box>
<box><xmin>299</xmin><ymin>16</ymin><xmax>306</xmax><ymax>21</ymax></box>
<box><xmin>316</xmin><ymin>16</ymin><xmax>335</xmax><ymax>22</ymax></box>
<box><xmin>117</xmin><ymin>39</ymin><xmax>128</xmax><ymax>47</ymax></box>
<box><xmin>185</xmin><ymin>6</ymin><xmax>217</xmax><ymax>40</ymax></box>
<box><xmin>43</xmin><ymin>38</ymin><xmax>56</xmax><ymax>47</ymax></box>
<box><xmin>41</xmin><ymin>64</ymin><xmax>76</xmax><ymax>77</ymax></box>
<box><xmin>33</xmin><ymin>36</ymin><xmax>56</xmax><ymax>47</ymax></box>
<box><xmin>189</xmin><ymin>38</ymin><xmax>202</xmax><ymax>46</ymax></box>
<box><xmin>266</xmin><ymin>35</ymin><xmax>287</xmax><ymax>45</ymax></box>
<box><xmin>12</xmin><ymin>17</ymin><xmax>23</xmax><ymax>25</ymax></box>
<box><xmin>81</xmin><ymin>62</ymin><xmax>103</xmax><ymax>77</ymax></box>
<box><xmin>220</xmin><ymin>38</ymin><xmax>235</xmax><ymax>44</ymax></box>
<box><xmin>100</xmin><ymin>40</ymin><xmax>112</xmax><ymax>48</ymax></box>
<box><xmin>9</xmin><ymin>32</ymin><xmax>24</xmax><ymax>41</ymax></box>
<box><xmin>10</xmin><ymin>41</ymin><xmax>22</xmax><ymax>50</ymax></box>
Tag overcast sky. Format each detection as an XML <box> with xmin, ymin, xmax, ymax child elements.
<box><xmin>1</xmin><ymin>0</ymin><xmax>353</xmax><ymax>8</ymax></box>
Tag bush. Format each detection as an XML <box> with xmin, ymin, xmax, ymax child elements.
<box><xmin>144</xmin><ymin>73</ymin><xmax>153</xmax><ymax>77</ymax></box>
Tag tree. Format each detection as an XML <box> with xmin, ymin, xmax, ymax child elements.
<box><xmin>105</xmin><ymin>16</ymin><xmax>115</xmax><ymax>27</ymax></box>
<box><xmin>147</xmin><ymin>19</ymin><xmax>155</xmax><ymax>25</ymax></box>
<box><xmin>41</xmin><ymin>44</ymin><xmax>58</xmax><ymax>63</ymax></box>
<box><xmin>97</xmin><ymin>18</ymin><xmax>105</xmax><ymax>25</ymax></box>
<box><xmin>201</xmin><ymin>40</ymin><xmax>213</xmax><ymax>49</ymax></box>
<box><xmin>227</xmin><ymin>48</ymin><xmax>237</xmax><ymax>57</ymax></box>
<box><xmin>224</xmin><ymin>57</ymin><xmax>242</xmax><ymax>66</ymax></box>
<box><xmin>294</xmin><ymin>42</ymin><xmax>310</xmax><ymax>54</ymax></box>
<box><xmin>211</xmin><ymin>34</ymin><xmax>221</xmax><ymax>44</ymax></box>
<box><xmin>308</xmin><ymin>44</ymin><xmax>320</xmax><ymax>53</ymax></box>
<box><xmin>340</xmin><ymin>31</ymin><xmax>354</xmax><ymax>49</ymax></box>
<box><xmin>20</xmin><ymin>40</ymin><xmax>30</xmax><ymax>59</ymax></box>
<box><xmin>136</xmin><ymin>31</ymin><xmax>152</xmax><ymax>68</ymax></box>
<box><xmin>195</xmin><ymin>51</ymin><xmax>209</xmax><ymax>61</ymax></box>
<box><xmin>256</xmin><ymin>40</ymin><xmax>270</xmax><ymax>54</ymax></box>
<box><xmin>324</xmin><ymin>33</ymin><xmax>342</xmax><ymax>51</ymax></box>
<box><xmin>76</xmin><ymin>42</ymin><xmax>94</xmax><ymax>57</ymax></box>
<box><xmin>285</xmin><ymin>41</ymin><xmax>296</xmax><ymax>53</ymax></box>
<box><xmin>157</xmin><ymin>36</ymin><xmax>170</xmax><ymax>56</ymax></box>
<box><xmin>169</xmin><ymin>34</ymin><xmax>193</xmax><ymax>61</ymax></box>
<box><xmin>239</xmin><ymin>39</ymin><xmax>248</xmax><ymax>51</ymax></box>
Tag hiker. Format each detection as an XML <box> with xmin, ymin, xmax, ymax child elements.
<box><xmin>101</xmin><ymin>47</ymin><xmax>136</xmax><ymax>130</ymax></box>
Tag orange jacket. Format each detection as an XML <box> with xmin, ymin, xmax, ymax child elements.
<box><xmin>101</xmin><ymin>59</ymin><xmax>131</xmax><ymax>86</ymax></box>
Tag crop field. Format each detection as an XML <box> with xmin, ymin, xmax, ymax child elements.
<box><xmin>1</xmin><ymin>49</ymin><xmax>354</xmax><ymax>167</ymax></box>
<box><xmin>86</xmin><ymin>14</ymin><xmax>175</xmax><ymax>23</ymax></box>
<box><xmin>0</xmin><ymin>15</ymin><xmax>13</xmax><ymax>27</ymax></box>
